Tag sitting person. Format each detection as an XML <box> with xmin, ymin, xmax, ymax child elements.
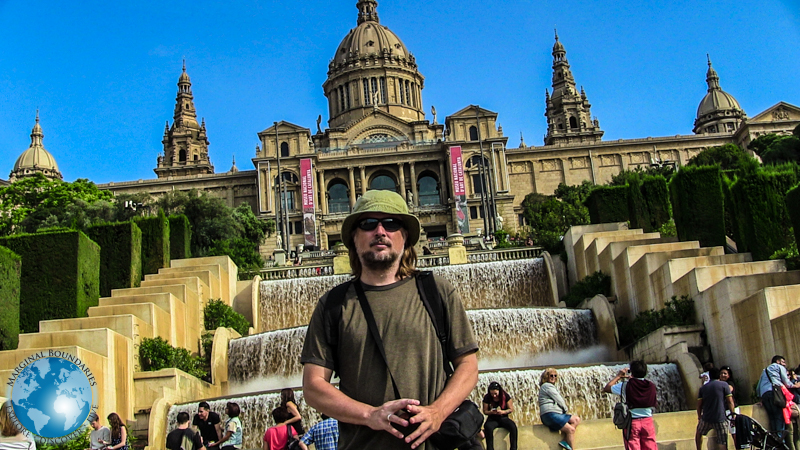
<box><xmin>539</xmin><ymin>368</ymin><xmax>581</xmax><ymax>450</ymax></box>
<box><xmin>0</xmin><ymin>402</ymin><xmax>36</xmax><ymax>450</ymax></box>
<box><xmin>262</xmin><ymin>406</ymin><xmax>297</xmax><ymax>450</ymax></box>
<box><xmin>482</xmin><ymin>381</ymin><xmax>517</xmax><ymax>450</ymax></box>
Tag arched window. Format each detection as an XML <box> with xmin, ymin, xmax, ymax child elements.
<box><xmin>469</xmin><ymin>126</ymin><xmax>478</xmax><ymax>141</ymax></box>
<box><xmin>569</xmin><ymin>117</ymin><xmax>578</xmax><ymax>129</ymax></box>
<box><xmin>328</xmin><ymin>181</ymin><xmax>349</xmax><ymax>213</ymax></box>
<box><xmin>465</xmin><ymin>155</ymin><xmax>489</xmax><ymax>168</ymax></box>
<box><xmin>280</xmin><ymin>142</ymin><xmax>290</xmax><ymax>157</ymax></box>
<box><xmin>370</xmin><ymin>175</ymin><xmax>396</xmax><ymax>191</ymax></box>
<box><xmin>179</xmin><ymin>149</ymin><xmax>187</xmax><ymax>162</ymax></box>
<box><xmin>194</xmin><ymin>154</ymin><xmax>198</xmax><ymax>161</ymax></box>
<box><xmin>418</xmin><ymin>175</ymin><xmax>440</xmax><ymax>206</ymax></box>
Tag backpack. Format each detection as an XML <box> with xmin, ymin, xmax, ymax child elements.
<box><xmin>323</xmin><ymin>271</ymin><xmax>451</xmax><ymax>375</ymax></box>
<box><xmin>285</xmin><ymin>424</ymin><xmax>302</xmax><ymax>450</ymax></box>
<box><xmin>612</xmin><ymin>380</ymin><xmax>632</xmax><ymax>431</ymax></box>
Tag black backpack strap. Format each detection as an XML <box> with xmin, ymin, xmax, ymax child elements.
<box><xmin>416</xmin><ymin>271</ymin><xmax>454</xmax><ymax>377</ymax></box>
<box><xmin>323</xmin><ymin>279</ymin><xmax>354</xmax><ymax>376</ymax></box>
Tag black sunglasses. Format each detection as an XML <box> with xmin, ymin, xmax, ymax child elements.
<box><xmin>357</xmin><ymin>218</ymin><xmax>405</xmax><ymax>232</ymax></box>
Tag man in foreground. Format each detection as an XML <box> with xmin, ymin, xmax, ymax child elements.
<box><xmin>696</xmin><ymin>368</ymin><xmax>736</xmax><ymax>450</ymax></box>
<box><xmin>301</xmin><ymin>190</ymin><xmax>479</xmax><ymax>450</ymax></box>
<box><xmin>167</xmin><ymin>412</ymin><xmax>205</xmax><ymax>450</ymax></box>
<box><xmin>603</xmin><ymin>361</ymin><xmax>658</xmax><ymax>450</ymax></box>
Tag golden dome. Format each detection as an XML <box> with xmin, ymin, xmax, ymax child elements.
<box><xmin>10</xmin><ymin>113</ymin><xmax>63</xmax><ymax>181</ymax></box>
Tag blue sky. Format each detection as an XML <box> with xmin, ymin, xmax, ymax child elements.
<box><xmin>1</xmin><ymin>0</ymin><xmax>799</xmax><ymax>184</ymax></box>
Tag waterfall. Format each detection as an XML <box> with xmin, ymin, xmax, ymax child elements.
<box><xmin>258</xmin><ymin>258</ymin><xmax>549</xmax><ymax>332</ymax></box>
<box><xmin>169</xmin><ymin>363</ymin><xmax>685</xmax><ymax>450</ymax></box>
<box><xmin>228</xmin><ymin>307</ymin><xmax>597</xmax><ymax>385</ymax></box>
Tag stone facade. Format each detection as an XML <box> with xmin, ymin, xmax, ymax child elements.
<box><xmin>95</xmin><ymin>1</ymin><xmax>800</xmax><ymax>254</ymax></box>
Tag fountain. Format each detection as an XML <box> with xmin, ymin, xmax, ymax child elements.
<box><xmin>258</xmin><ymin>259</ymin><xmax>550</xmax><ymax>331</ymax></box>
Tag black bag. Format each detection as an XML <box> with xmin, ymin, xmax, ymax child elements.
<box><xmin>765</xmin><ymin>368</ymin><xmax>788</xmax><ymax>408</ymax></box>
<box><xmin>285</xmin><ymin>424</ymin><xmax>302</xmax><ymax>450</ymax></box>
<box><xmin>352</xmin><ymin>274</ymin><xmax>482</xmax><ymax>450</ymax></box>
<box><xmin>612</xmin><ymin>380</ymin><xmax>632</xmax><ymax>430</ymax></box>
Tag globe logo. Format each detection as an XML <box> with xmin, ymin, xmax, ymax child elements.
<box><xmin>10</xmin><ymin>356</ymin><xmax>93</xmax><ymax>438</ymax></box>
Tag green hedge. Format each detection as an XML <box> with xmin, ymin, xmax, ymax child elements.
<box><xmin>168</xmin><ymin>215</ymin><xmax>191</xmax><ymax>260</ymax></box>
<box><xmin>0</xmin><ymin>231</ymin><xmax>100</xmax><ymax>333</ymax></box>
<box><xmin>731</xmin><ymin>171</ymin><xmax>797</xmax><ymax>260</ymax></box>
<box><xmin>585</xmin><ymin>186</ymin><xmax>629</xmax><ymax>224</ymax></box>
<box><xmin>669</xmin><ymin>166</ymin><xmax>726</xmax><ymax>248</ymax></box>
<box><xmin>788</xmin><ymin>184</ymin><xmax>800</xmax><ymax>247</ymax></box>
<box><xmin>87</xmin><ymin>221</ymin><xmax>142</xmax><ymax>297</ymax></box>
<box><xmin>133</xmin><ymin>211</ymin><xmax>170</xmax><ymax>276</ymax></box>
<box><xmin>627</xmin><ymin>177</ymin><xmax>650</xmax><ymax>232</ymax></box>
<box><xmin>0</xmin><ymin>246</ymin><xmax>21</xmax><ymax>350</ymax></box>
<box><xmin>640</xmin><ymin>176</ymin><xmax>671</xmax><ymax>232</ymax></box>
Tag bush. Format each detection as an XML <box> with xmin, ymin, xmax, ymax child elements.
<box><xmin>786</xmin><ymin>184</ymin><xmax>800</xmax><ymax>247</ymax></box>
<box><xmin>617</xmin><ymin>296</ymin><xmax>695</xmax><ymax>347</ymax></box>
<box><xmin>0</xmin><ymin>230</ymin><xmax>99</xmax><ymax>333</ymax></box>
<box><xmin>562</xmin><ymin>271</ymin><xmax>612</xmax><ymax>308</ymax></box>
<box><xmin>133</xmin><ymin>211</ymin><xmax>170</xmax><ymax>276</ymax></box>
<box><xmin>585</xmin><ymin>186</ymin><xmax>629</xmax><ymax>224</ymax></box>
<box><xmin>138</xmin><ymin>336</ymin><xmax>207</xmax><ymax>379</ymax></box>
<box><xmin>522</xmin><ymin>192</ymin><xmax>589</xmax><ymax>253</ymax></box>
<box><xmin>169</xmin><ymin>215</ymin><xmax>192</xmax><ymax>260</ymax></box>
<box><xmin>687</xmin><ymin>143</ymin><xmax>759</xmax><ymax>174</ymax></box>
<box><xmin>494</xmin><ymin>229</ymin><xmax>511</xmax><ymax>248</ymax></box>
<box><xmin>204</xmin><ymin>299</ymin><xmax>250</xmax><ymax>336</ymax></box>
<box><xmin>669</xmin><ymin>165</ymin><xmax>726</xmax><ymax>248</ymax></box>
<box><xmin>86</xmin><ymin>221</ymin><xmax>142</xmax><ymax>297</ymax></box>
<box><xmin>40</xmin><ymin>426</ymin><xmax>91</xmax><ymax>450</ymax></box>
<box><xmin>0</xmin><ymin>246</ymin><xmax>21</xmax><ymax>350</ymax></box>
<box><xmin>771</xmin><ymin>241</ymin><xmax>799</xmax><ymax>271</ymax></box>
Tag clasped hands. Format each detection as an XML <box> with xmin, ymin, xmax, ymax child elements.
<box><xmin>368</xmin><ymin>398</ymin><xmax>445</xmax><ymax>449</ymax></box>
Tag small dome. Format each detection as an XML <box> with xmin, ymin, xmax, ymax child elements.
<box><xmin>10</xmin><ymin>114</ymin><xmax>62</xmax><ymax>181</ymax></box>
<box><xmin>332</xmin><ymin>22</ymin><xmax>411</xmax><ymax>69</ymax></box>
<box><xmin>696</xmin><ymin>89</ymin><xmax>743</xmax><ymax>118</ymax></box>
<box><xmin>179</xmin><ymin>71</ymin><xmax>191</xmax><ymax>83</ymax></box>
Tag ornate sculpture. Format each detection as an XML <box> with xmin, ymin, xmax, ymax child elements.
<box><xmin>431</xmin><ymin>105</ymin><xmax>437</xmax><ymax>124</ymax></box>
<box><xmin>316</xmin><ymin>115</ymin><xmax>322</xmax><ymax>134</ymax></box>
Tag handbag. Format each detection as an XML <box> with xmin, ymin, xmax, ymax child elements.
<box><xmin>765</xmin><ymin>368</ymin><xmax>788</xmax><ymax>409</ymax></box>
<box><xmin>354</xmin><ymin>281</ymin><xmax>482</xmax><ymax>450</ymax></box>
<box><xmin>612</xmin><ymin>379</ymin><xmax>632</xmax><ymax>431</ymax></box>
<box><xmin>285</xmin><ymin>424</ymin><xmax>302</xmax><ymax>450</ymax></box>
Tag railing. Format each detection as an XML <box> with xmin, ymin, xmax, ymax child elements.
<box><xmin>240</xmin><ymin>264</ymin><xmax>336</xmax><ymax>281</ymax></box>
<box><xmin>467</xmin><ymin>246</ymin><xmax>544</xmax><ymax>263</ymax></box>
<box><xmin>417</xmin><ymin>255</ymin><xmax>450</xmax><ymax>268</ymax></box>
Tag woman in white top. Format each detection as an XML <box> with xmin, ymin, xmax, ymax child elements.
<box><xmin>0</xmin><ymin>402</ymin><xmax>36</xmax><ymax>450</ymax></box>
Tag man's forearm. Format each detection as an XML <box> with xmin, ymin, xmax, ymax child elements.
<box><xmin>429</xmin><ymin>352</ymin><xmax>479</xmax><ymax>416</ymax></box>
<box><xmin>303</xmin><ymin>372</ymin><xmax>374</xmax><ymax>426</ymax></box>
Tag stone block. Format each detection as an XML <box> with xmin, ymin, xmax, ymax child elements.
<box><xmin>448</xmin><ymin>245</ymin><xmax>468</xmax><ymax>265</ymax></box>
<box><xmin>598</xmin><ymin>237</ymin><xmax>677</xmax><ymax>294</ymax></box>
<box><xmin>99</xmin><ymin>293</ymin><xmax>194</xmax><ymax>353</ymax></box>
<box><xmin>140</xmin><ymin>276</ymin><xmax>210</xmax><ymax>307</ymax></box>
<box><xmin>171</xmin><ymin>256</ymin><xmax>238</xmax><ymax>306</ymax></box>
<box><xmin>145</xmin><ymin>270</ymin><xmax>220</xmax><ymax>304</ymax></box>
<box><xmin>564</xmin><ymin>223</ymin><xmax>628</xmax><ymax>287</ymax></box>
<box><xmin>586</xmin><ymin>232</ymin><xmax>660</xmax><ymax>278</ymax></box>
<box><xmin>88</xmin><ymin>303</ymin><xmax>172</xmax><ymax>347</ymax></box>
<box><xmin>39</xmin><ymin>314</ymin><xmax>153</xmax><ymax>349</ymax></box>
<box><xmin>651</xmin><ymin>253</ymin><xmax>752</xmax><ymax>307</ymax></box>
<box><xmin>133</xmin><ymin>368</ymin><xmax>219</xmax><ymax>413</ymax></box>
<box><xmin>233</xmin><ymin>277</ymin><xmax>260</xmax><ymax>332</ymax></box>
<box><xmin>574</xmin><ymin>229</ymin><xmax>644</xmax><ymax>280</ymax></box>
<box><xmin>671</xmin><ymin>259</ymin><xmax>786</xmax><ymax>302</ymax></box>
<box><xmin>631</xmin><ymin>325</ymin><xmax>705</xmax><ymax>364</ymax></box>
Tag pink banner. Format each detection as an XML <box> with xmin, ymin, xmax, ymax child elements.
<box><xmin>300</xmin><ymin>158</ymin><xmax>317</xmax><ymax>248</ymax></box>
<box><xmin>449</xmin><ymin>146</ymin><xmax>469</xmax><ymax>233</ymax></box>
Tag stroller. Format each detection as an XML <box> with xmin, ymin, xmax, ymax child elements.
<box><xmin>734</xmin><ymin>414</ymin><xmax>789</xmax><ymax>450</ymax></box>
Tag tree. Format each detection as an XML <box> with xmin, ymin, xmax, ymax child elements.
<box><xmin>522</xmin><ymin>192</ymin><xmax>589</xmax><ymax>253</ymax></box>
<box><xmin>687</xmin><ymin>143</ymin><xmax>759</xmax><ymax>174</ymax></box>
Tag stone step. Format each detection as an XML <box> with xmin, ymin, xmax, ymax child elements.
<box><xmin>672</xmin><ymin>259</ymin><xmax>787</xmax><ymax>300</ymax></box>
<box><xmin>141</xmin><ymin>274</ymin><xmax>213</xmax><ymax>305</ymax></box>
<box><xmin>112</xmin><ymin>284</ymin><xmax>197</xmax><ymax>305</ymax></box>
<box><xmin>18</xmin><ymin>328</ymin><xmax>130</xmax><ymax>359</ymax></box>
<box><xmin>159</xmin><ymin>264</ymin><xmax>229</xmax><ymax>302</ymax></box>
<box><xmin>170</xmin><ymin>256</ymin><xmax>237</xmax><ymax>305</ymax></box>
<box><xmin>39</xmin><ymin>314</ymin><xmax>154</xmax><ymax>348</ymax></box>
<box><xmin>88</xmin><ymin>303</ymin><xmax>174</xmax><ymax>347</ymax></box>
<box><xmin>0</xmin><ymin>345</ymin><xmax>106</xmax><ymax>371</ymax></box>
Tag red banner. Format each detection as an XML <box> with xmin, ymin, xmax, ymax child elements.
<box><xmin>300</xmin><ymin>158</ymin><xmax>317</xmax><ymax>248</ymax></box>
<box><xmin>449</xmin><ymin>146</ymin><xmax>469</xmax><ymax>233</ymax></box>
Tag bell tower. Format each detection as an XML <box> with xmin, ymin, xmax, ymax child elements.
<box><xmin>155</xmin><ymin>62</ymin><xmax>214</xmax><ymax>178</ymax></box>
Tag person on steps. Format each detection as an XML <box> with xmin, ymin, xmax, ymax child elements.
<box><xmin>539</xmin><ymin>368</ymin><xmax>581</xmax><ymax>450</ymax></box>
<box><xmin>482</xmin><ymin>381</ymin><xmax>517</xmax><ymax>450</ymax></box>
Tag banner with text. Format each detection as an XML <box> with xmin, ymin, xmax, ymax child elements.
<box><xmin>449</xmin><ymin>146</ymin><xmax>469</xmax><ymax>234</ymax></box>
<box><xmin>300</xmin><ymin>158</ymin><xmax>317</xmax><ymax>248</ymax></box>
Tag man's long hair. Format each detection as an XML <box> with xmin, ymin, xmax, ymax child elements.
<box><xmin>349</xmin><ymin>230</ymin><xmax>418</xmax><ymax>280</ymax></box>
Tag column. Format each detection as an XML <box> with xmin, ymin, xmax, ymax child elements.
<box><xmin>397</xmin><ymin>162</ymin><xmax>406</xmax><ymax>201</ymax></box>
<box><xmin>318</xmin><ymin>169</ymin><xmax>328</xmax><ymax>214</ymax></box>
<box><xmin>409</xmin><ymin>162</ymin><xmax>418</xmax><ymax>206</ymax></box>
<box><xmin>359</xmin><ymin>166</ymin><xmax>367</xmax><ymax>195</ymax></box>
<box><xmin>438</xmin><ymin>159</ymin><xmax>447</xmax><ymax>204</ymax></box>
<box><xmin>267</xmin><ymin>167</ymin><xmax>274</xmax><ymax>212</ymax></box>
<box><xmin>348</xmin><ymin>167</ymin><xmax>356</xmax><ymax>208</ymax></box>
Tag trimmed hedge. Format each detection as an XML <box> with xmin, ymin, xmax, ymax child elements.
<box><xmin>133</xmin><ymin>211</ymin><xmax>170</xmax><ymax>276</ymax></box>
<box><xmin>87</xmin><ymin>221</ymin><xmax>142</xmax><ymax>297</ymax></box>
<box><xmin>585</xmin><ymin>186</ymin><xmax>629</xmax><ymax>224</ymax></box>
<box><xmin>640</xmin><ymin>176</ymin><xmax>671</xmax><ymax>232</ymax></box>
<box><xmin>0</xmin><ymin>231</ymin><xmax>100</xmax><ymax>333</ymax></box>
<box><xmin>168</xmin><ymin>215</ymin><xmax>191</xmax><ymax>260</ymax></box>
<box><xmin>731</xmin><ymin>171</ymin><xmax>797</xmax><ymax>260</ymax></box>
<box><xmin>0</xmin><ymin>246</ymin><xmax>21</xmax><ymax>350</ymax></box>
<box><xmin>788</xmin><ymin>184</ymin><xmax>800</xmax><ymax>247</ymax></box>
<box><xmin>627</xmin><ymin>177</ymin><xmax>650</xmax><ymax>231</ymax></box>
<box><xmin>669</xmin><ymin>166</ymin><xmax>726</xmax><ymax>248</ymax></box>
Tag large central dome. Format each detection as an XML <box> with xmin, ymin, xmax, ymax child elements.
<box><xmin>323</xmin><ymin>0</ymin><xmax>426</xmax><ymax>129</ymax></box>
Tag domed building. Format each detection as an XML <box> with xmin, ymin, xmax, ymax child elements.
<box><xmin>693</xmin><ymin>56</ymin><xmax>747</xmax><ymax>134</ymax></box>
<box><xmin>9</xmin><ymin>112</ymin><xmax>63</xmax><ymax>182</ymax></box>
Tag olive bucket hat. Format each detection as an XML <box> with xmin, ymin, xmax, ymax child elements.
<box><xmin>340</xmin><ymin>190</ymin><xmax>421</xmax><ymax>250</ymax></box>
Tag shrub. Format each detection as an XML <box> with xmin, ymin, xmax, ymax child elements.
<box><xmin>494</xmin><ymin>229</ymin><xmax>511</xmax><ymax>248</ymax></box>
<box><xmin>771</xmin><ymin>241</ymin><xmax>799</xmax><ymax>271</ymax></box>
<box><xmin>669</xmin><ymin>166</ymin><xmax>726</xmax><ymax>248</ymax></box>
<box><xmin>138</xmin><ymin>336</ymin><xmax>207</xmax><ymax>379</ymax></box>
<box><xmin>585</xmin><ymin>186</ymin><xmax>629</xmax><ymax>224</ymax></box>
<box><xmin>786</xmin><ymin>184</ymin><xmax>800</xmax><ymax>247</ymax></box>
<box><xmin>0</xmin><ymin>246</ymin><xmax>21</xmax><ymax>350</ymax></box>
<box><xmin>133</xmin><ymin>210</ymin><xmax>170</xmax><ymax>276</ymax></box>
<box><xmin>562</xmin><ymin>271</ymin><xmax>612</xmax><ymax>308</ymax></box>
<box><xmin>168</xmin><ymin>215</ymin><xmax>192</xmax><ymax>260</ymax></box>
<box><xmin>617</xmin><ymin>296</ymin><xmax>695</xmax><ymax>347</ymax></box>
<box><xmin>0</xmin><ymin>230</ymin><xmax>99</xmax><ymax>333</ymax></box>
<box><xmin>39</xmin><ymin>426</ymin><xmax>91</xmax><ymax>450</ymax></box>
<box><xmin>86</xmin><ymin>221</ymin><xmax>142</xmax><ymax>297</ymax></box>
<box><xmin>204</xmin><ymin>299</ymin><xmax>250</xmax><ymax>336</ymax></box>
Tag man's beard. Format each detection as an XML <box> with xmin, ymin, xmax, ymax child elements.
<box><xmin>360</xmin><ymin>239</ymin><xmax>401</xmax><ymax>271</ymax></box>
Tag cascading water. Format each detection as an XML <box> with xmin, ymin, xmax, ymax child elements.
<box><xmin>168</xmin><ymin>363</ymin><xmax>685</xmax><ymax>450</ymax></box>
<box><xmin>228</xmin><ymin>307</ymin><xmax>597</xmax><ymax>383</ymax></box>
<box><xmin>258</xmin><ymin>258</ymin><xmax>549</xmax><ymax>331</ymax></box>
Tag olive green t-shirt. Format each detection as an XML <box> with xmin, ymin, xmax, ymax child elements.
<box><xmin>300</xmin><ymin>274</ymin><xmax>478</xmax><ymax>450</ymax></box>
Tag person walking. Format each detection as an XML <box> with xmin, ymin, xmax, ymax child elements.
<box><xmin>695</xmin><ymin>368</ymin><xmax>736</xmax><ymax>450</ymax></box>
<box><xmin>482</xmin><ymin>381</ymin><xmax>517</xmax><ymax>450</ymax></box>
<box><xmin>192</xmin><ymin>402</ymin><xmax>222</xmax><ymax>450</ymax></box>
<box><xmin>539</xmin><ymin>368</ymin><xmax>581</xmax><ymax>450</ymax></box>
<box><xmin>758</xmin><ymin>355</ymin><xmax>800</xmax><ymax>435</ymax></box>
<box><xmin>301</xmin><ymin>190</ymin><xmax>479</xmax><ymax>450</ymax></box>
<box><xmin>297</xmin><ymin>414</ymin><xmax>338</xmax><ymax>450</ymax></box>
<box><xmin>603</xmin><ymin>361</ymin><xmax>658</xmax><ymax>450</ymax></box>
<box><xmin>86</xmin><ymin>413</ymin><xmax>110</xmax><ymax>450</ymax></box>
<box><xmin>167</xmin><ymin>412</ymin><xmax>205</xmax><ymax>450</ymax></box>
